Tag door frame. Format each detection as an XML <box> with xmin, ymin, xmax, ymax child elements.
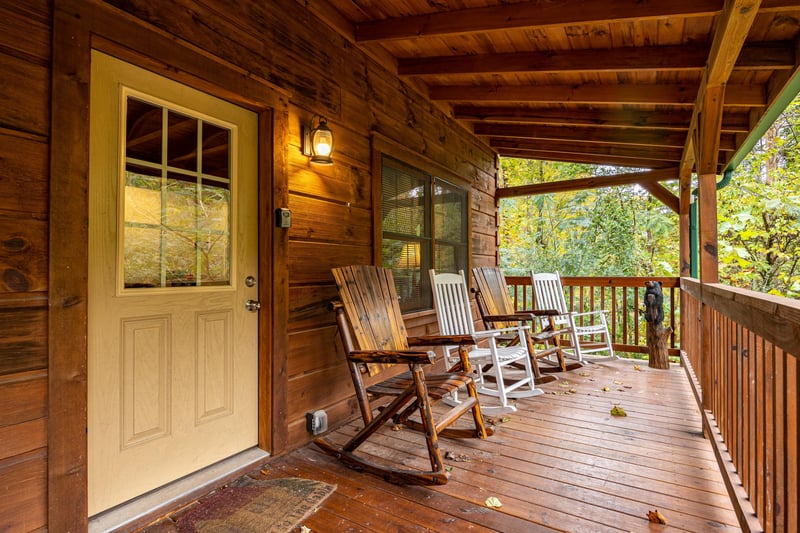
<box><xmin>49</xmin><ymin>2</ymin><xmax>291</xmax><ymax>530</ymax></box>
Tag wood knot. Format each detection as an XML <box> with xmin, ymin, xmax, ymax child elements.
<box><xmin>62</xmin><ymin>295</ymin><xmax>82</xmax><ymax>308</ymax></box>
<box><xmin>2</xmin><ymin>237</ymin><xmax>28</xmax><ymax>252</ymax></box>
<box><xmin>3</xmin><ymin>269</ymin><xmax>29</xmax><ymax>291</ymax></box>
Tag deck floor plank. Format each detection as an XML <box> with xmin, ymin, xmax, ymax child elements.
<box><xmin>272</xmin><ymin>358</ymin><xmax>741</xmax><ymax>532</ymax></box>
<box><xmin>143</xmin><ymin>358</ymin><xmax>742</xmax><ymax>532</ymax></box>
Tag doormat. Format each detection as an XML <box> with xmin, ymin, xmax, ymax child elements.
<box><xmin>173</xmin><ymin>476</ymin><xmax>336</xmax><ymax>532</ymax></box>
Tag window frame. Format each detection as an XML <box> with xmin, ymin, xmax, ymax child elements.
<box><xmin>372</xmin><ymin>136</ymin><xmax>472</xmax><ymax>313</ymax></box>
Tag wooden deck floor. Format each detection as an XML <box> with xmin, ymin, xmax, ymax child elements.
<box><xmin>264</xmin><ymin>358</ymin><xmax>741</xmax><ymax>532</ymax></box>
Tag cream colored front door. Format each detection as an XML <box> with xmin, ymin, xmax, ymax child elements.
<box><xmin>88</xmin><ymin>52</ymin><xmax>259</xmax><ymax>515</ymax></box>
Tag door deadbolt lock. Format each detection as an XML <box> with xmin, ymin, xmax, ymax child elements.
<box><xmin>245</xmin><ymin>299</ymin><xmax>261</xmax><ymax>311</ymax></box>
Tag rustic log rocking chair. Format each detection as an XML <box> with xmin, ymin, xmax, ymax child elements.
<box><xmin>471</xmin><ymin>266</ymin><xmax>579</xmax><ymax>380</ymax></box>
<box><xmin>429</xmin><ymin>269</ymin><xmax>542</xmax><ymax>414</ymax></box>
<box><xmin>314</xmin><ymin>265</ymin><xmax>492</xmax><ymax>486</ymax></box>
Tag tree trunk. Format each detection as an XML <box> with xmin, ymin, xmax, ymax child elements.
<box><xmin>644</xmin><ymin>281</ymin><xmax>671</xmax><ymax>369</ymax></box>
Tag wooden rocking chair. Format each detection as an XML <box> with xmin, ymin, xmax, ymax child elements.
<box><xmin>531</xmin><ymin>271</ymin><xmax>615</xmax><ymax>362</ymax></box>
<box><xmin>430</xmin><ymin>269</ymin><xmax>542</xmax><ymax>414</ymax></box>
<box><xmin>471</xmin><ymin>266</ymin><xmax>580</xmax><ymax>381</ymax></box>
<box><xmin>314</xmin><ymin>265</ymin><xmax>492</xmax><ymax>486</ymax></box>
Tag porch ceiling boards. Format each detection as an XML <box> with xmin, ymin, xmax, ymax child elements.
<box><xmin>263</xmin><ymin>358</ymin><xmax>739</xmax><ymax>532</ymax></box>
<box><xmin>311</xmin><ymin>0</ymin><xmax>800</xmax><ymax>176</ymax></box>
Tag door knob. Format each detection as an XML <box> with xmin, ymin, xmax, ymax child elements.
<box><xmin>245</xmin><ymin>299</ymin><xmax>261</xmax><ymax>311</ymax></box>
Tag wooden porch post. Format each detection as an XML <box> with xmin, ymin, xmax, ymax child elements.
<box><xmin>697</xmin><ymin>83</ymin><xmax>725</xmax><ymax>410</ymax></box>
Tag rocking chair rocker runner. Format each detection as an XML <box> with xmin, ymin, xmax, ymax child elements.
<box><xmin>314</xmin><ymin>265</ymin><xmax>492</xmax><ymax>486</ymax></box>
<box><xmin>471</xmin><ymin>266</ymin><xmax>579</xmax><ymax>380</ymax></box>
<box><xmin>430</xmin><ymin>270</ymin><xmax>542</xmax><ymax>414</ymax></box>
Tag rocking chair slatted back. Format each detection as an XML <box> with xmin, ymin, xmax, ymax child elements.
<box><xmin>429</xmin><ymin>271</ymin><xmax>477</xmax><ymax>338</ymax></box>
<box><xmin>332</xmin><ymin>264</ymin><xmax>409</xmax><ymax>376</ymax></box>
<box><xmin>532</xmin><ymin>272</ymin><xmax>570</xmax><ymax>317</ymax></box>
<box><xmin>471</xmin><ymin>266</ymin><xmax>518</xmax><ymax>330</ymax></box>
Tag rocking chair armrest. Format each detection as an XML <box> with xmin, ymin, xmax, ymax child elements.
<box><xmin>471</xmin><ymin>329</ymin><xmax>509</xmax><ymax>339</ymax></box>
<box><xmin>482</xmin><ymin>313</ymin><xmax>526</xmax><ymax>323</ymax></box>
<box><xmin>517</xmin><ymin>309</ymin><xmax>562</xmax><ymax>317</ymax></box>
<box><xmin>349</xmin><ymin>349</ymin><xmax>436</xmax><ymax>365</ymax></box>
<box><xmin>408</xmin><ymin>334</ymin><xmax>477</xmax><ymax>347</ymax></box>
<box><xmin>483</xmin><ymin>310</ymin><xmax>559</xmax><ymax>324</ymax></box>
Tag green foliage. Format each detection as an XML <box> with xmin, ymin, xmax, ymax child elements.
<box><xmin>498</xmin><ymin>161</ymin><xmax>678</xmax><ymax>276</ymax></box>
<box><xmin>718</xmin><ymin>97</ymin><xmax>800</xmax><ymax>298</ymax></box>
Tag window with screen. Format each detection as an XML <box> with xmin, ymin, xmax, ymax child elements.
<box><xmin>381</xmin><ymin>155</ymin><xmax>469</xmax><ymax>312</ymax></box>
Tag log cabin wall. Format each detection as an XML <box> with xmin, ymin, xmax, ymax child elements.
<box><xmin>0</xmin><ymin>1</ymin><xmax>51</xmax><ymax>530</ymax></box>
<box><xmin>0</xmin><ymin>0</ymin><xmax>498</xmax><ymax>529</ymax></box>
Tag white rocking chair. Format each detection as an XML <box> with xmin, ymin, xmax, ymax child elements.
<box><xmin>430</xmin><ymin>270</ymin><xmax>542</xmax><ymax>414</ymax></box>
<box><xmin>531</xmin><ymin>271</ymin><xmax>615</xmax><ymax>362</ymax></box>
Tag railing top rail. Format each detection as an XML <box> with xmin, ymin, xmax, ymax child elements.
<box><xmin>505</xmin><ymin>275</ymin><xmax>681</xmax><ymax>288</ymax></box>
<box><xmin>681</xmin><ymin>277</ymin><xmax>800</xmax><ymax>358</ymax></box>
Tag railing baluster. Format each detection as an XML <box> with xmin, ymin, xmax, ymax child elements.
<box><xmin>611</xmin><ymin>286</ymin><xmax>617</xmax><ymax>344</ymax></box>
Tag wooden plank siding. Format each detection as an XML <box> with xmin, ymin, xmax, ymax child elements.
<box><xmin>1</xmin><ymin>0</ymin><xmax>498</xmax><ymax>529</ymax></box>
<box><xmin>0</xmin><ymin>1</ymin><xmax>52</xmax><ymax>531</ymax></box>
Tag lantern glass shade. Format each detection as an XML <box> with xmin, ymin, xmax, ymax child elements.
<box><xmin>304</xmin><ymin>117</ymin><xmax>334</xmax><ymax>165</ymax></box>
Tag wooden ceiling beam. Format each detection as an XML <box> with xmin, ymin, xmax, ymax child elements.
<box><xmin>707</xmin><ymin>1</ymin><xmax>763</xmax><ymax>86</ymax></box>
<box><xmin>430</xmin><ymin>83</ymin><xmax>764</xmax><ymax>107</ymax></box>
<box><xmin>475</xmin><ymin>123</ymin><xmax>737</xmax><ymax>150</ymax></box>
<box><xmin>455</xmin><ymin>106</ymin><xmax>751</xmax><ymax>132</ymax></box>
<box><xmin>399</xmin><ymin>41</ymin><xmax>792</xmax><ymax>76</ymax></box>
<box><xmin>490</xmin><ymin>138</ymin><xmax>683</xmax><ymax>162</ymax></box>
<box><xmin>400</xmin><ymin>45</ymin><xmax>708</xmax><ymax>76</ymax></box>
<box><xmin>354</xmin><ymin>0</ymin><xmax>723</xmax><ymax>42</ymax></box>
<box><xmin>681</xmin><ymin>0</ymin><xmax>762</xmax><ymax>172</ymax></box>
<box><xmin>495</xmin><ymin>149</ymin><xmax>672</xmax><ymax>170</ymax></box>
<box><xmin>497</xmin><ymin>168</ymin><xmax>679</xmax><ymax>198</ymax></box>
<box><xmin>640</xmin><ymin>182</ymin><xmax>681</xmax><ymax>213</ymax></box>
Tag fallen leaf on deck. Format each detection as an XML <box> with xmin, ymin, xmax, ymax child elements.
<box><xmin>485</xmin><ymin>496</ymin><xmax>502</xmax><ymax>508</ymax></box>
<box><xmin>259</xmin><ymin>469</ymin><xmax>270</xmax><ymax>475</ymax></box>
<box><xmin>445</xmin><ymin>466</ymin><xmax>453</xmax><ymax>472</ymax></box>
<box><xmin>559</xmin><ymin>380</ymin><xmax>571</xmax><ymax>387</ymax></box>
<box><xmin>445</xmin><ymin>451</ymin><xmax>471</xmax><ymax>462</ymax></box>
<box><xmin>633</xmin><ymin>364</ymin><xmax>641</xmax><ymax>371</ymax></box>
<box><xmin>613</xmin><ymin>380</ymin><xmax>623</xmax><ymax>385</ymax></box>
<box><xmin>579</xmin><ymin>372</ymin><xmax>591</xmax><ymax>377</ymax></box>
<box><xmin>601</xmin><ymin>386</ymin><xmax>610</xmax><ymax>392</ymax></box>
<box><xmin>647</xmin><ymin>509</ymin><xmax>667</xmax><ymax>524</ymax></box>
<box><xmin>611</xmin><ymin>405</ymin><xmax>627</xmax><ymax>417</ymax></box>
<box><xmin>300</xmin><ymin>526</ymin><xmax>312</xmax><ymax>533</ymax></box>
<box><xmin>501</xmin><ymin>416</ymin><xmax>511</xmax><ymax>423</ymax></box>
<box><xmin>391</xmin><ymin>424</ymin><xmax>402</xmax><ymax>431</ymax></box>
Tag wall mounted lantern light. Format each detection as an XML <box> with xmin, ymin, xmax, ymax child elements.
<box><xmin>302</xmin><ymin>115</ymin><xmax>334</xmax><ymax>165</ymax></box>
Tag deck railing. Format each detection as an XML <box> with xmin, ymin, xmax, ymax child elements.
<box><xmin>504</xmin><ymin>275</ymin><xmax>681</xmax><ymax>356</ymax></box>
<box><xmin>681</xmin><ymin>278</ymin><xmax>799</xmax><ymax>533</ymax></box>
